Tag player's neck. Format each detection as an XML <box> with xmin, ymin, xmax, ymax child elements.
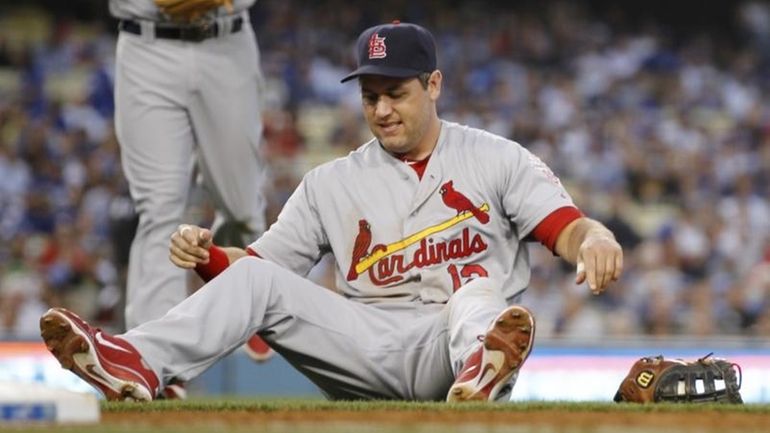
<box><xmin>399</xmin><ymin>117</ymin><xmax>441</xmax><ymax>161</ymax></box>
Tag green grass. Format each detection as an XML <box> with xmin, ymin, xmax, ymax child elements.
<box><xmin>101</xmin><ymin>397</ymin><xmax>770</xmax><ymax>413</ymax></box>
<box><xmin>4</xmin><ymin>399</ymin><xmax>770</xmax><ymax>433</ymax></box>
<box><xmin>102</xmin><ymin>398</ymin><xmax>770</xmax><ymax>414</ymax></box>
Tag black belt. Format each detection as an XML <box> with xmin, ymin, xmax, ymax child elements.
<box><xmin>118</xmin><ymin>17</ymin><xmax>243</xmax><ymax>42</ymax></box>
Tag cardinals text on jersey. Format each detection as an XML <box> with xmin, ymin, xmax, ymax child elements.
<box><xmin>347</xmin><ymin>180</ymin><xmax>490</xmax><ymax>287</ymax></box>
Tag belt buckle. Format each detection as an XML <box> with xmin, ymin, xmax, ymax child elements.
<box><xmin>179</xmin><ymin>22</ymin><xmax>213</xmax><ymax>42</ymax></box>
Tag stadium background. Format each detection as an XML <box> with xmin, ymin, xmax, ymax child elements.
<box><xmin>0</xmin><ymin>0</ymin><xmax>769</xmax><ymax>401</ymax></box>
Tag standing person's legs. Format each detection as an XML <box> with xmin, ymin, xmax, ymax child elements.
<box><xmin>115</xmin><ymin>33</ymin><xmax>195</xmax><ymax>329</ymax></box>
<box><xmin>187</xmin><ymin>22</ymin><xmax>271</xmax><ymax>361</ymax></box>
<box><xmin>189</xmin><ymin>23</ymin><xmax>267</xmax><ymax>246</ymax></box>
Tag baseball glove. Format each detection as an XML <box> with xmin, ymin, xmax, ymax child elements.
<box><xmin>614</xmin><ymin>353</ymin><xmax>743</xmax><ymax>404</ymax></box>
<box><xmin>155</xmin><ymin>0</ymin><xmax>233</xmax><ymax>23</ymax></box>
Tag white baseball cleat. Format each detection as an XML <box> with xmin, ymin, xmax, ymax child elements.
<box><xmin>40</xmin><ymin>307</ymin><xmax>160</xmax><ymax>402</ymax></box>
<box><xmin>447</xmin><ymin>305</ymin><xmax>535</xmax><ymax>402</ymax></box>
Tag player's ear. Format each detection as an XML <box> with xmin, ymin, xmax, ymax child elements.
<box><xmin>428</xmin><ymin>70</ymin><xmax>442</xmax><ymax>100</ymax></box>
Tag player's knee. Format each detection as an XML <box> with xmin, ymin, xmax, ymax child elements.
<box><xmin>447</xmin><ymin>277</ymin><xmax>500</xmax><ymax>307</ymax></box>
<box><xmin>223</xmin><ymin>256</ymin><xmax>266</xmax><ymax>289</ymax></box>
<box><xmin>227</xmin><ymin>256</ymin><xmax>281</xmax><ymax>291</ymax></box>
<box><xmin>445</xmin><ymin>278</ymin><xmax>506</xmax><ymax>321</ymax></box>
<box><xmin>229</xmin><ymin>255</ymin><xmax>270</xmax><ymax>274</ymax></box>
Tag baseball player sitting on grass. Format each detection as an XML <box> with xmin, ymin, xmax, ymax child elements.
<box><xmin>40</xmin><ymin>22</ymin><xmax>623</xmax><ymax>402</ymax></box>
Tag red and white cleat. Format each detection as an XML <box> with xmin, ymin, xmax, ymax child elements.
<box><xmin>39</xmin><ymin>307</ymin><xmax>159</xmax><ymax>402</ymax></box>
<box><xmin>242</xmin><ymin>334</ymin><xmax>275</xmax><ymax>363</ymax></box>
<box><xmin>446</xmin><ymin>305</ymin><xmax>535</xmax><ymax>402</ymax></box>
<box><xmin>159</xmin><ymin>379</ymin><xmax>187</xmax><ymax>400</ymax></box>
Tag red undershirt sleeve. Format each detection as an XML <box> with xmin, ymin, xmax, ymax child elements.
<box><xmin>530</xmin><ymin>206</ymin><xmax>583</xmax><ymax>253</ymax></box>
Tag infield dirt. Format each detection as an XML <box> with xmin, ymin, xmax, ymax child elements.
<box><xmin>98</xmin><ymin>406</ymin><xmax>769</xmax><ymax>433</ymax></box>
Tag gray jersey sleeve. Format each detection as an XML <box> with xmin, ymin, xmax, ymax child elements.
<box><xmin>249</xmin><ymin>173</ymin><xmax>329</xmax><ymax>277</ymax></box>
<box><xmin>499</xmin><ymin>143</ymin><xmax>575</xmax><ymax>240</ymax></box>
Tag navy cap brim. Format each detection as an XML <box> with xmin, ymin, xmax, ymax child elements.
<box><xmin>340</xmin><ymin>64</ymin><xmax>425</xmax><ymax>83</ymax></box>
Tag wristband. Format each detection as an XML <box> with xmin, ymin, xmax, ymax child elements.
<box><xmin>194</xmin><ymin>244</ymin><xmax>229</xmax><ymax>282</ymax></box>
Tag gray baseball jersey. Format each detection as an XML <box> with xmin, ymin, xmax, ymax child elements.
<box><xmin>251</xmin><ymin>120</ymin><xmax>574</xmax><ymax>303</ymax></box>
<box><xmin>110</xmin><ymin>0</ymin><xmax>267</xmax><ymax>328</ymax></box>
<box><xmin>123</xmin><ymin>120</ymin><xmax>574</xmax><ymax>400</ymax></box>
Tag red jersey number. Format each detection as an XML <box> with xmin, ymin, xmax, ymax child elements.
<box><xmin>447</xmin><ymin>263</ymin><xmax>488</xmax><ymax>292</ymax></box>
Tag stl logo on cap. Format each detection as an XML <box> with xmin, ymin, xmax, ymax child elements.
<box><xmin>368</xmin><ymin>33</ymin><xmax>387</xmax><ymax>59</ymax></box>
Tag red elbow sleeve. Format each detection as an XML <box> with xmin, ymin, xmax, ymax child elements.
<box><xmin>531</xmin><ymin>206</ymin><xmax>583</xmax><ymax>253</ymax></box>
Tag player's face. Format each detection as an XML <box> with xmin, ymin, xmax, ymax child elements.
<box><xmin>360</xmin><ymin>71</ymin><xmax>442</xmax><ymax>159</ymax></box>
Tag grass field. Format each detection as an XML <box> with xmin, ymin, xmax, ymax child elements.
<box><xmin>5</xmin><ymin>399</ymin><xmax>770</xmax><ymax>433</ymax></box>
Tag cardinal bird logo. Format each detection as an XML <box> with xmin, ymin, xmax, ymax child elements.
<box><xmin>439</xmin><ymin>180</ymin><xmax>490</xmax><ymax>224</ymax></box>
<box><xmin>347</xmin><ymin>219</ymin><xmax>372</xmax><ymax>281</ymax></box>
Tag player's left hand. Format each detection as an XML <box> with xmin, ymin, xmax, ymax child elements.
<box><xmin>575</xmin><ymin>230</ymin><xmax>623</xmax><ymax>295</ymax></box>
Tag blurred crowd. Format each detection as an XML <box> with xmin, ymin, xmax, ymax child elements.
<box><xmin>1</xmin><ymin>1</ymin><xmax>769</xmax><ymax>339</ymax></box>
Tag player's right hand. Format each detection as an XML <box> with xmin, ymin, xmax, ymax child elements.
<box><xmin>169</xmin><ymin>224</ymin><xmax>213</xmax><ymax>269</ymax></box>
